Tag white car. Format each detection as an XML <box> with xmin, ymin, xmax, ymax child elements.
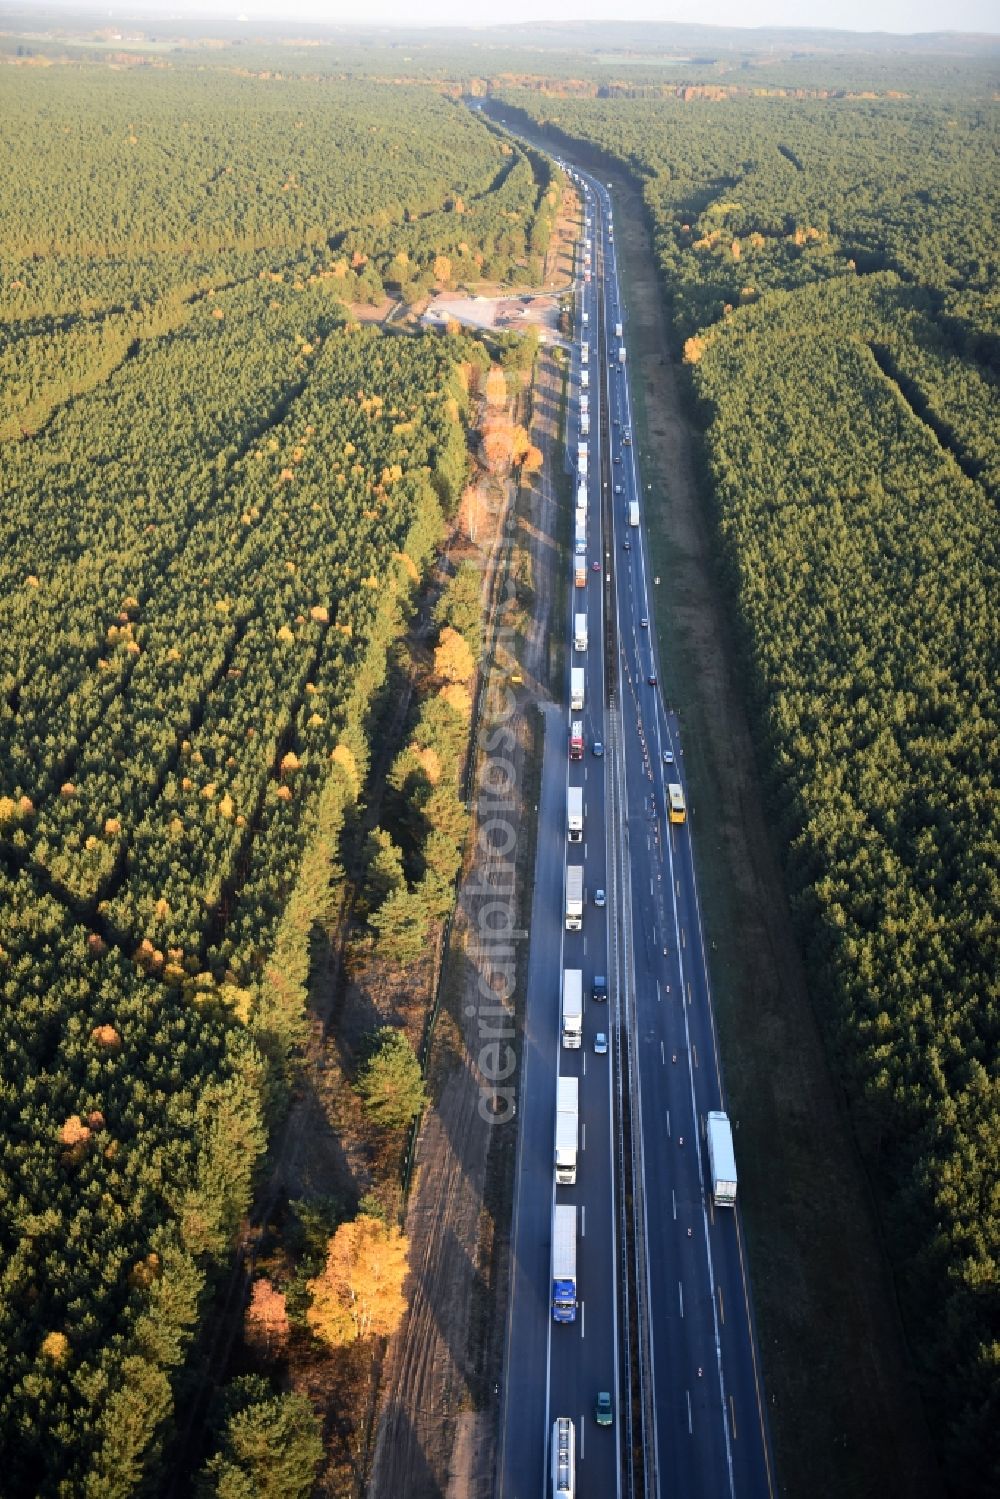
<box><xmin>663</xmin><ymin>749</ymin><xmax>675</xmax><ymax>765</ymax></box>
<box><xmin>594</xmin><ymin>1032</ymin><xmax>608</xmax><ymax>1055</ymax></box>
<box><xmin>594</xmin><ymin>888</ymin><xmax>606</xmax><ymax>907</ymax></box>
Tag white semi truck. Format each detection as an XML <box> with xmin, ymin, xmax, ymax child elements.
<box><xmin>614</xmin><ymin>320</ymin><xmax>623</xmax><ymax>338</ymax></box>
<box><xmin>561</xmin><ymin>968</ymin><xmax>583</xmax><ymax>1048</ymax></box>
<box><xmin>574</xmin><ymin>517</ymin><xmax>587</xmax><ymax>552</ymax></box>
<box><xmin>555</xmin><ymin>1075</ymin><xmax>579</xmax><ymax>1184</ymax></box>
<box><xmin>707</xmin><ymin>1110</ymin><xmax>738</xmax><ymax>1207</ymax></box>
<box><xmin>574</xmin><ymin>613</ymin><xmax>588</xmax><ymax>652</ymax></box>
<box><xmin>551</xmin><ymin>1203</ymin><xmax>578</xmax><ymax>1321</ymax></box>
<box><xmin>629</xmin><ymin>500</ymin><xmax>640</xmax><ymax>527</ymax></box>
<box><xmin>618</xmin><ymin>345</ymin><xmax>627</xmax><ymax>365</ymax></box>
<box><xmin>565</xmin><ymin>866</ymin><xmax>584</xmax><ymax>931</ymax></box>
<box><xmin>576</xmin><ymin>480</ymin><xmax>587</xmax><ymax>510</ymax></box>
<box><xmin>581</xmin><ymin>367</ymin><xmax>589</xmax><ymax>389</ymax></box>
<box><xmin>570</xmin><ymin>666</ymin><xmax>585</xmax><ymax>711</ymax></box>
<box><xmin>574</xmin><ymin>555</ymin><xmax>586</xmax><ymax>589</ymax></box>
<box><xmin>567</xmin><ymin>785</ymin><xmax>583</xmax><ymax>843</ymax></box>
<box><xmin>580</xmin><ymin>412</ymin><xmax>589</xmax><ymax>437</ymax></box>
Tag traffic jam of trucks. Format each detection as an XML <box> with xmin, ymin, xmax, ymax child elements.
<box><xmin>542</xmin><ymin>212</ymin><xmax>743</xmax><ymax>1492</ymax></box>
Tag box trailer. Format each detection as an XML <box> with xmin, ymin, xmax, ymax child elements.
<box><xmin>629</xmin><ymin>500</ymin><xmax>640</xmax><ymax>527</ymax></box>
<box><xmin>555</xmin><ymin>1076</ymin><xmax>579</xmax><ymax>1184</ymax></box>
<box><xmin>565</xmin><ymin>865</ymin><xmax>584</xmax><ymax>930</ymax></box>
<box><xmin>570</xmin><ymin>666</ymin><xmax>585</xmax><ymax>711</ymax></box>
<box><xmin>561</xmin><ymin>968</ymin><xmax>583</xmax><ymax>1049</ymax></box>
<box><xmin>567</xmin><ymin>785</ymin><xmax>583</xmax><ymax>843</ymax></box>
<box><xmin>707</xmin><ymin>1111</ymin><xmax>738</xmax><ymax>1207</ymax></box>
<box><xmin>569</xmin><ymin>721</ymin><xmax>583</xmax><ymax>761</ymax></box>
<box><xmin>574</xmin><ymin>613</ymin><xmax>588</xmax><ymax>652</ymax></box>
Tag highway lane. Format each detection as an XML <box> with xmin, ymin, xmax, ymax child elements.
<box><xmin>500</xmin><ymin>206</ymin><xmax>621</xmax><ymax>1499</ymax></box>
<box><xmin>593</xmin><ymin>177</ymin><xmax>776</xmax><ymax>1498</ymax></box>
<box><xmin>497</xmin><ymin>137</ymin><xmax>773</xmax><ymax>1498</ymax></box>
<box><xmin>499</xmin><ymin>699</ymin><xmax>573</xmax><ymax>1499</ymax></box>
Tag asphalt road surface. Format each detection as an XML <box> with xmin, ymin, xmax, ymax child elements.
<box><xmin>498</xmin><ymin>140</ymin><xmax>775</xmax><ymax>1499</ymax></box>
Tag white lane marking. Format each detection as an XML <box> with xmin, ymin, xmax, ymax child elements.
<box><xmin>660</xmin><ymin>1040</ymin><xmax>665</xmax><ymax>1065</ymax></box>
<box><xmin>582</xmin><ymin>1204</ymin><xmax>586</xmax><ymax>1237</ymax></box>
<box><xmin>687</xmin><ymin>1391</ymin><xmax>693</xmax><ymax>1434</ymax></box>
<box><xmin>679</xmin><ymin>1281</ymin><xmax>685</xmax><ymax>1319</ymax></box>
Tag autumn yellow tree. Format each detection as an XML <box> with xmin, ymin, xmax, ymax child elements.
<box><xmin>435</xmin><ymin>626</ymin><xmax>476</xmax><ymax>683</ymax></box>
<box><xmin>433</xmin><ymin>255</ymin><xmax>452</xmax><ymax>285</ymax></box>
<box><xmin>485</xmin><ymin>366</ymin><xmax>507</xmax><ymax>409</ymax></box>
<box><xmin>306</xmin><ymin>1215</ymin><xmax>409</xmax><ymax>1348</ymax></box>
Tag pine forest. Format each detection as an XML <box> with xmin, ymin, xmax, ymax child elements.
<box><xmin>0</xmin><ymin>25</ymin><xmax>997</xmax><ymax>1499</ymax></box>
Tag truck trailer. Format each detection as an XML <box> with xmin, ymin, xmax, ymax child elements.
<box><xmin>618</xmin><ymin>346</ymin><xmax>627</xmax><ymax>365</ymax></box>
<box><xmin>574</xmin><ymin>518</ymin><xmax>587</xmax><ymax>552</ymax></box>
<box><xmin>555</xmin><ymin>1076</ymin><xmax>579</xmax><ymax>1184</ymax></box>
<box><xmin>570</xmin><ymin>666</ymin><xmax>585</xmax><ymax>711</ymax></box>
<box><xmin>551</xmin><ymin>1416</ymin><xmax>575</xmax><ymax>1497</ymax></box>
<box><xmin>574</xmin><ymin>556</ymin><xmax>586</xmax><ymax>589</ymax></box>
<box><xmin>576</xmin><ymin>480</ymin><xmax>587</xmax><ymax>510</ymax></box>
<box><xmin>581</xmin><ymin>368</ymin><xmax>589</xmax><ymax>389</ymax></box>
<box><xmin>580</xmin><ymin>412</ymin><xmax>589</xmax><ymax>437</ymax></box>
<box><xmin>574</xmin><ymin>613</ymin><xmax>588</xmax><ymax>652</ymax></box>
<box><xmin>569</xmin><ymin>721</ymin><xmax>583</xmax><ymax>761</ymax></box>
<box><xmin>614</xmin><ymin>320</ymin><xmax>623</xmax><ymax>338</ymax></box>
<box><xmin>706</xmin><ymin>1111</ymin><xmax>738</xmax><ymax>1206</ymax></box>
<box><xmin>565</xmin><ymin>866</ymin><xmax>584</xmax><ymax>931</ymax></box>
<box><xmin>552</xmin><ymin>1204</ymin><xmax>577</xmax><ymax>1321</ymax></box>
<box><xmin>629</xmin><ymin>500</ymin><xmax>640</xmax><ymax>527</ymax></box>
<box><xmin>561</xmin><ymin>968</ymin><xmax>583</xmax><ymax>1048</ymax></box>
<box><xmin>567</xmin><ymin>785</ymin><xmax>583</xmax><ymax>843</ymax></box>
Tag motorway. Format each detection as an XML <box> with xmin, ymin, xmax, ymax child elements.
<box><xmin>498</xmin><ymin>138</ymin><xmax>775</xmax><ymax>1499</ymax></box>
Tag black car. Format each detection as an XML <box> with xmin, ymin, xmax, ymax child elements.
<box><xmin>648</xmin><ymin>674</ymin><xmax>657</xmax><ymax>686</ymax></box>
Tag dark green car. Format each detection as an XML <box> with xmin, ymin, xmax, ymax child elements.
<box><xmin>595</xmin><ymin>1390</ymin><xmax>613</xmax><ymax>1427</ymax></box>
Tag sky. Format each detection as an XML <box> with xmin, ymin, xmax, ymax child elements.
<box><xmin>225</xmin><ymin>0</ymin><xmax>998</xmax><ymax>32</ymax></box>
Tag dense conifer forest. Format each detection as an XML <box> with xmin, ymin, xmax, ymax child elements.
<box><xmin>1</xmin><ymin>25</ymin><xmax>996</xmax><ymax>1494</ymax></box>
<box><xmin>497</xmin><ymin>80</ymin><xmax>998</xmax><ymax>1493</ymax></box>
<box><xmin>0</xmin><ymin>62</ymin><xmax>554</xmax><ymax>1495</ymax></box>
